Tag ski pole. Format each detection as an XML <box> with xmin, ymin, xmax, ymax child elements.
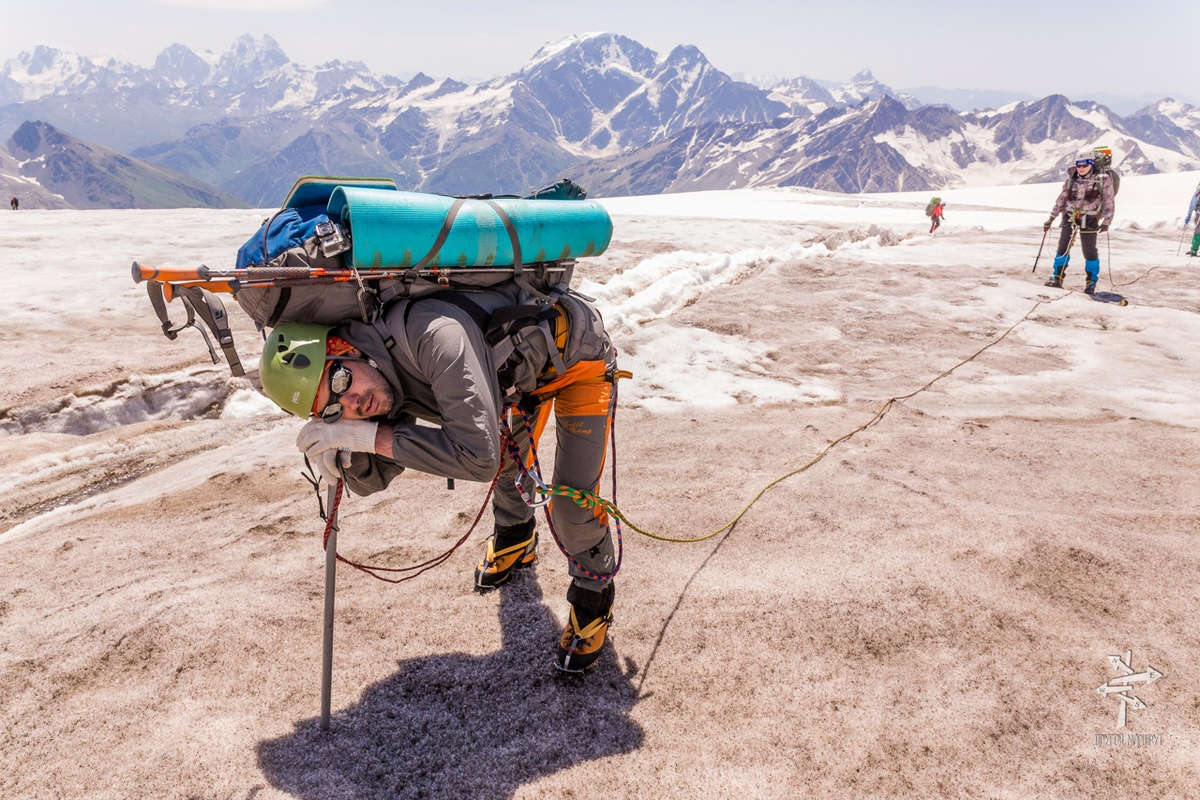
<box><xmin>320</xmin><ymin>482</ymin><xmax>339</xmax><ymax>731</ymax></box>
<box><xmin>133</xmin><ymin>262</ymin><xmax>372</xmax><ymax>284</ymax></box>
<box><xmin>1032</xmin><ymin>224</ymin><xmax>1050</xmax><ymax>274</ymax></box>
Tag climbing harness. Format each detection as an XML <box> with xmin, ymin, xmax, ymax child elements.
<box><xmin>496</xmin><ymin>370</ymin><xmax>628</xmax><ymax>582</ymax></box>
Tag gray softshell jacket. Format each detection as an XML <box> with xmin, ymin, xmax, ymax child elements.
<box><xmin>332</xmin><ymin>286</ymin><xmax>555</xmax><ymax>496</ymax></box>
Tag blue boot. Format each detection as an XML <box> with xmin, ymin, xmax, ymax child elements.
<box><xmin>1084</xmin><ymin>259</ymin><xmax>1099</xmax><ymax>294</ymax></box>
<box><xmin>1044</xmin><ymin>254</ymin><xmax>1069</xmax><ymax>288</ymax></box>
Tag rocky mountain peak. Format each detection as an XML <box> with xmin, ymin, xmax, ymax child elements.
<box><xmin>154</xmin><ymin>44</ymin><xmax>214</xmax><ymax>87</ymax></box>
<box><xmin>2</xmin><ymin>32</ymin><xmax>1195</xmax><ymax>205</ymax></box>
<box><xmin>1131</xmin><ymin>97</ymin><xmax>1190</xmax><ymax>118</ymax></box>
<box><xmin>521</xmin><ymin>32</ymin><xmax>656</xmax><ymax>79</ymax></box>
<box><xmin>22</xmin><ymin>45</ymin><xmax>68</xmax><ymax>76</ymax></box>
<box><xmin>3</xmin><ymin>118</ymin><xmax>248</xmax><ymax>209</ymax></box>
<box><xmin>663</xmin><ymin>44</ymin><xmax>706</xmax><ymax>64</ymax></box>
<box><xmin>1</xmin><ymin>47</ymin><xmax>107</xmax><ymax>100</ymax></box>
<box><xmin>769</xmin><ymin>76</ymin><xmax>837</xmax><ymax>115</ymax></box>
<box><xmin>9</xmin><ymin>119</ymin><xmax>66</xmax><ymax>156</ymax></box>
<box><xmin>833</xmin><ymin>69</ymin><xmax>892</xmax><ymax>106</ymax></box>
<box><xmin>213</xmin><ymin>34</ymin><xmax>290</xmax><ymax>89</ymax></box>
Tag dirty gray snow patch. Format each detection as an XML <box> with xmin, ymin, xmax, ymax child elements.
<box><xmin>819</xmin><ymin>224</ymin><xmax>909</xmax><ymax>250</ymax></box>
<box><xmin>0</xmin><ymin>367</ymin><xmax>250</xmax><ymax>436</ymax></box>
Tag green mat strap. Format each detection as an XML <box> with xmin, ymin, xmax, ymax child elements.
<box><xmin>378</xmin><ymin>197</ymin><xmax>467</xmax><ymax>305</ymax></box>
<box><xmin>410</xmin><ymin>197</ymin><xmax>466</xmax><ymax>272</ymax></box>
<box><xmin>483</xmin><ymin>199</ymin><xmax>550</xmax><ymax>302</ymax></box>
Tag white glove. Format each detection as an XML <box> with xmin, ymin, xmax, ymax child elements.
<box><xmin>311</xmin><ymin>448</ymin><xmax>351</xmax><ymax>485</ymax></box>
<box><xmin>296</xmin><ymin>418</ymin><xmax>379</xmax><ymax>459</ymax></box>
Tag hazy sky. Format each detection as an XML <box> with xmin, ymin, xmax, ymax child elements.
<box><xmin>3</xmin><ymin>0</ymin><xmax>1196</xmax><ymax>99</ymax></box>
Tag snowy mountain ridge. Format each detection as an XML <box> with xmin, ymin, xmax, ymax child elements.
<box><xmin>3</xmin><ymin>33</ymin><xmax>1200</xmax><ymax>206</ymax></box>
<box><xmin>573</xmin><ymin>94</ymin><xmax>1200</xmax><ymax>196</ymax></box>
<box><xmin>0</xmin><ymin>36</ymin><xmax>401</xmax><ymax>113</ymax></box>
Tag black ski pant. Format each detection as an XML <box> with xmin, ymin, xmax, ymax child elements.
<box><xmin>1055</xmin><ymin>213</ymin><xmax>1099</xmax><ymax>261</ymax></box>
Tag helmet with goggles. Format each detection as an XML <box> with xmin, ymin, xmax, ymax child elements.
<box><xmin>260</xmin><ymin>321</ymin><xmax>331</xmax><ymax>417</ymax></box>
<box><xmin>1074</xmin><ymin>148</ymin><xmax>1096</xmax><ymax>167</ymax></box>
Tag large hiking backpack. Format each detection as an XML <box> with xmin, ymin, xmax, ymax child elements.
<box><xmin>137</xmin><ymin>175</ymin><xmax>613</xmax><ymax>378</ymax></box>
<box><xmin>1091</xmin><ymin>146</ymin><xmax>1121</xmax><ymax>196</ymax></box>
<box><xmin>924</xmin><ymin>197</ymin><xmax>941</xmax><ymax>217</ymax></box>
<box><xmin>234</xmin><ymin>175</ymin><xmax>611</xmax><ymax>329</ymax></box>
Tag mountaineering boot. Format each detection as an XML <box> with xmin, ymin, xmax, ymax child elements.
<box><xmin>1044</xmin><ymin>254</ymin><xmax>1068</xmax><ymax>288</ymax></box>
<box><xmin>474</xmin><ymin>518</ymin><xmax>537</xmax><ymax>592</ymax></box>
<box><xmin>1189</xmin><ymin>233</ymin><xmax>1200</xmax><ymax>256</ymax></box>
<box><xmin>1084</xmin><ymin>259</ymin><xmax>1100</xmax><ymax>295</ymax></box>
<box><xmin>556</xmin><ymin>581</ymin><xmax>615</xmax><ymax>673</ymax></box>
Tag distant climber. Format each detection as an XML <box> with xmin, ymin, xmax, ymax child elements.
<box><xmin>929</xmin><ymin>200</ymin><xmax>946</xmax><ymax>234</ymax></box>
<box><xmin>1042</xmin><ymin>149</ymin><xmax>1116</xmax><ymax>294</ymax></box>
<box><xmin>1185</xmin><ymin>183</ymin><xmax>1200</xmax><ymax>257</ymax></box>
<box><xmin>9</xmin><ymin>195</ymin><xmax>17</xmax><ymax>211</ymax></box>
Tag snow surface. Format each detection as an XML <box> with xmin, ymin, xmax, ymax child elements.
<box><xmin>2</xmin><ymin>174</ymin><xmax>1199</xmax><ymax>797</ymax></box>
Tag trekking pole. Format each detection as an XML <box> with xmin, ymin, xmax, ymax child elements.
<box><xmin>1032</xmin><ymin>224</ymin><xmax>1050</xmax><ymax>274</ymax></box>
<box><xmin>132</xmin><ymin>261</ymin><xmax>572</xmax><ymax>288</ymax></box>
<box><xmin>1178</xmin><ymin>224</ymin><xmax>1189</xmax><ymax>256</ymax></box>
<box><xmin>320</xmin><ymin>482</ymin><xmax>339</xmax><ymax>731</ymax></box>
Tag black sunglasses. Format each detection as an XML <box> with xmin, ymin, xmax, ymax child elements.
<box><xmin>318</xmin><ymin>360</ymin><xmax>354</xmax><ymax>423</ymax></box>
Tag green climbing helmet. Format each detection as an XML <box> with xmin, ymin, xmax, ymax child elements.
<box><xmin>260</xmin><ymin>321</ymin><xmax>331</xmax><ymax>417</ymax></box>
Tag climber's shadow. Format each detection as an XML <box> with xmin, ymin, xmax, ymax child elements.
<box><xmin>257</xmin><ymin>575</ymin><xmax>643</xmax><ymax>799</ymax></box>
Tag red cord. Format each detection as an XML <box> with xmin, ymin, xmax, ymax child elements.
<box><xmin>321</xmin><ymin>471</ymin><xmax>500</xmax><ymax>584</ymax></box>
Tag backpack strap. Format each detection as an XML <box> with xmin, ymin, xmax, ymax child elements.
<box><xmin>415</xmin><ymin>291</ymin><xmax>567</xmax><ymax>377</ymax></box>
<box><xmin>370</xmin><ymin>292</ymin><xmax>567</xmax><ymax>392</ymax></box>
<box><xmin>485</xmin><ymin>303</ymin><xmax>567</xmax><ymax>377</ymax></box>
<box><xmin>371</xmin><ymin>299</ymin><xmax>419</xmax><ymax>378</ymax></box>
<box><xmin>263</xmin><ymin>287</ymin><xmax>292</xmax><ymax>329</ymax></box>
<box><xmin>177</xmin><ymin>285</ymin><xmax>245</xmax><ymax>377</ymax></box>
<box><xmin>482</xmin><ymin>199</ymin><xmax>553</xmax><ymax>303</ymax></box>
<box><xmin>143</xmin><ymin>275</ymin><xmax>245</xmax><ymax>377</ymax></box>
<box><xmin>375</xmin><ymin>197</ymin><xmax>569</xmax><ymax>307</ymax></box>
<box><xmin>376</xmin><ymin>198</ymin><xmax>469</xmax><ymax>306</ymax></box>
<box><xmin>145</xmin><ymin>279</ymin><xmax>196</xmax><ymax>341</ymax></box>
<box><xmin>260</xmin><ymin>209</ymin><xmax>285</xmax><ymax>264</ymax></box>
